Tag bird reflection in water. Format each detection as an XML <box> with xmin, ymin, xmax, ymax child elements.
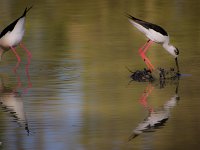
<box><xmin>0</xmin><ymin>78</ymin><xmax>30</xmax><ymax>135</ymax></box>
<box><xmin>129</xmin><ymin>81</ymin><xmax>179</xmax><ymax>141</ymax></box>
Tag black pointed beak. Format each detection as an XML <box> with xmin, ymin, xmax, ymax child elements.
<box><xmin>175</xmin><ymin>57</ymin><xmax>180</xmax><ymax>73</ymax></box>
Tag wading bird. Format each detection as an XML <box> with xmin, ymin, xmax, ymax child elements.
<box><xmin>127</xmin><ymin>14</ymin><xmax>179</xmax><ymax>73</ymax></box>
<box><xmin>0</xmin><ymin>6</ymin><xmax>33</xmax><ymax>70</ymax></box>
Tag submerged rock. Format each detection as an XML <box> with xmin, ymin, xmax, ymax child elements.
<box><xmin>130</xmin><ymin>68</ymin><xmax>180</xmax><ymax>82</ymax></box>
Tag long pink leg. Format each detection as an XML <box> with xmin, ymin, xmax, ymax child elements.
<box><xmin>139</xmin><ymin>40</ymin><xmax>155</xmax><ymax>71</ymax></box>
<box><xmin>138</xmin><ymin>40</ymin><xmax>150</xmax><ymax>54</ymax></box>
<box><xmin>26</xmin><ymin>56</ymin><xmax>32</xmax><ymax>88</ymax></box>
<box><xmin>141</xmin><ymin>53</ymin><xmax>155</xmax><ymax>71</ymax></box>
<box><xmin>20</xmin><ymin>43</ymin><xmax>32</xmax><ymax>58</ymax></box>
<box><xmin>138</xmin><ymin>40</ymin><xmax>153</xmax><ymax>70</ymax></box>
<box><xmin>11</xmin><ymin>46</ymin><xmax>21</xmax><ymax>72</ymax></box>
<box><xmin>23</xmin><ymin>55</ymin><xmax>32</xmax><ymax>93</ymax></box>
<box><xmin>141</xmin><ymin>55</ymin><xmax>152</xmax><ymax>70</ymax></box>
<box><xmin>143</xmin><ymin>40</ymin><xmax>153</xmax><ymax>54</ymax></box>
<box><xmin>141</xmin><ymin>41</ymin><xmax>154</xmax><ymax>67</ymax></box>
<box><xmin>19</xmin><ymin>43</ymin><xmax>32</xmax><ymax>93</ymax></box>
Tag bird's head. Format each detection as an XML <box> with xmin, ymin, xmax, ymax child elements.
<box><xmin>169</xmin><ymin>46</ymin><xmax>179</xmax><ymax>58</ymax></box>
<box><xmin>163</xmin><ymin>44</ymin><xmax>179</xmax><ymax>58</ymax></box>
<box><xmin>163</xmin><ymin>44</ymin><xmax>180</xmax><ymax>72</ymax></box>
<box><xmin>174</xmin><ymin>47</ymin><xmax>179</xmax><ymax>57</ymax></box>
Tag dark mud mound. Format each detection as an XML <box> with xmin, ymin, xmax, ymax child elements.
<box><xmin>130</xmin><ymin>68</ymin><xmax>154</xmax><ymax>82</ymax></box>
<box><xmin>130</xmin><ymin>68</ymin><xmax>180</xmax><ymax>82</ymax></box>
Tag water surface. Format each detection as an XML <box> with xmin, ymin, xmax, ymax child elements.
<box><xmin>0</xmin><ymin>0</ymin><xmax>200</xmax><ymax>150</ymax></box>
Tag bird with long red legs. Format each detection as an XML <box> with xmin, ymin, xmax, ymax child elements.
<box><xmin>126</xmin><ymin>13</ymin><xmax>180</xmax><ymax>73</ymax></box>
<box><xmin>0</xmin><ymin>6</ymin><xmax>33</xmax><ymax>72</ymax></box>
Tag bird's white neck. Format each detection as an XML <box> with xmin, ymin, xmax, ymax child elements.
<box><xmin>162</xmin><ymin>41</ymin><xmax>176</xmax><ymax>57</ymax></box>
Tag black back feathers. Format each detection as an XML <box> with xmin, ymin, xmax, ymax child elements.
<box><xmin>0</xmin><ymin>6</ymin><xmax>33</xmax><ymax>39</ymax></box>
<box><xmin>126</xmin><ymin>13</ymin><xmax>168</xmax><ymax>36</ymax></box>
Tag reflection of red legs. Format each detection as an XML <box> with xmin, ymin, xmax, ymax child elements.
<box><xmin>138</xmin><ymin>40</ymin><xmax>155</xmax><ymax>71</ymax></box>
<box><xmin>11</xmin><ymin>46</ymin><xmax>21</xmax><ymax>72</ymax></box>
<box><xmin>139</xmin><ymin>84</ymin><xmax>154</xmax><ymax>112</ymax></box>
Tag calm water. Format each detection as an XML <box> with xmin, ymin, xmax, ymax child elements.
<box><xmin>0</xmin><ymin>0</ymin><xmax>200</xmax><ymax>150</ymax></box>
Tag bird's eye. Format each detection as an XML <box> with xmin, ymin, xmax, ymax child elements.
<box><xmin>174</xmin><ymin>48</ymin><xmax>179</xmax><ymax>55</ymax></box>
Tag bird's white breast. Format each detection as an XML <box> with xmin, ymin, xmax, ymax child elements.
<box><xmin>0</xmin><ymin>17</ymin><xmax>25</xmax><ymax>49</ymax></box>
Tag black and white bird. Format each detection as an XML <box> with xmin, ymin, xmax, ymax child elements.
<box><xmin>127</xmin><ymin>13</ymin><xmax>179</xmax><ymax>73</ymax></box>
<box><xmin>0</xmin><ymin>6</ymin><xmax>33</xmax><ymax>65</ymax></box>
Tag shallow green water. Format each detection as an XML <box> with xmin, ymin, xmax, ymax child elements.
<box><xmin>0</xmin><ymin>0</ymin><xmax>199</xmax><ymax>150</ymax></box>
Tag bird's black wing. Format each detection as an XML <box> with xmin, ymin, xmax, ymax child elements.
<box><xmin>0</xmin><ymin>18</ymin><xmax>20</xmax><ymax>38</ymax></box>
<box><xmin>126</xmin><ymin>13</ymin><xmax>168</xmax><ymax>36</ymax></box>
<box><xmin>0</xmin><ymin>6</ymin><xmax>33</xmax><ymax>38</ymax></box>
